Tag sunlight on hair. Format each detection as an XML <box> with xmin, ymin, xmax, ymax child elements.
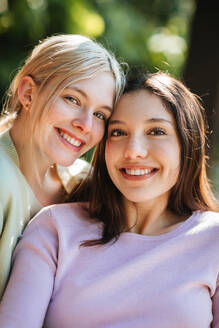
<box><xmin>155</xmin><ymin>72</ymin><xmax>173</xmax><ymax>86</ymax></box>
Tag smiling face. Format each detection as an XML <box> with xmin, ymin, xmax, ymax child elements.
<box><xmin>105</xmin><ymin>89</ymin><xmax>181</xmax><ymax>206</ymax></box>
<box><xmin>32</xmin><ymin>71</ymin><xmax>115</xmax><ymax>167</ymax></box>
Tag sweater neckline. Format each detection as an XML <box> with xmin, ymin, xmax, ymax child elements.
<box><xmin>121</xmin><ymin>211</ymin><xmax>200</xmax><ymax>242</ymax></box>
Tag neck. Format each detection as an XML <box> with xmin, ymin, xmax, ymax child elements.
<box><xmin>124</xmin><ymin>194</ymin><xmax>185</xmax><ymax>236</ymax></box>
<box><xmin>10</xmin><ymin>117</ymin><xmax>64</xmax><ymax>206</ymax></box>
<box><xmin>10</xmin><ymin>125</ymin><xmax>50</xmax><ymax>180</ymax></box>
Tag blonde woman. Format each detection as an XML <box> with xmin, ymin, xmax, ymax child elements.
<box><xmin>0</xmin><ymin>34</ymin><xmax>125</xmax><ymax>297</ymax></box>
<box><xmin>0</xmin><ymin>72</ymin><xmax>218</xmax><ymax>327</ymax></box>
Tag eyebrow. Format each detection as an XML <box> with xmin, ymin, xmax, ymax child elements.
<box><xmin>64</xmin><ymin>87</ymin><xmax>113</xmax><ymax>113</ymax></box>
<box><xmin>147</xmin><ymin>118</ymin><xmax>172</xmax><ymax>125</ymax></box>
<box><xmin>109</xmin><ymin>118</ymin><xmax>173</xmax><ymax>125</ymax></box>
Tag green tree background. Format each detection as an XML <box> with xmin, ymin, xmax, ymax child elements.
<box><xmin>0</xmin><ymin>0</ymin><xmax>218</xmax><ymax>195</ymax></box>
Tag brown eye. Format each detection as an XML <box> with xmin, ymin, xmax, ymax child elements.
<box><xmin>149</xmin><ymin>128</ymin><xmax>166</xmax><ymax>136</ymax></box>
<box><xmin>110</xmin><ymin>129</ymin><xmax>126</xmax><ymax>137</ymax></box>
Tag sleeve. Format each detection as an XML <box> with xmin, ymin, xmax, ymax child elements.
<box><xmin>212</xmin><ymin>274</ymin><xmax>219</xmax><ymax>327</ymax></box>
<box><xmin>0</xmin><ymin>208</ymin><xmax>58</xmax><ymax>328</ymax></box>
<box><xmin>0</xmin><ymin>202</ymin><xmax>3</xmax><ymax>234</ymax></box>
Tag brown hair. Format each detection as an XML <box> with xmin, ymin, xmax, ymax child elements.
<box><xmin>72</xmin><ymin>72</ymin><xmax>218</xmax><ymax>246</ymax></box>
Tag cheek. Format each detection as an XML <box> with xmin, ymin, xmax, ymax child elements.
<box><xmin>156</xmin><ymin>140</ymin><xmax>180</xmax><ymax>168</ymax></box>
<box><xmin>105</xmin><ymin>142</ymin><xmax>111</xmax><ymax>167</ymax></box>
<box><xmin>47</xmin><ymin>98</ymin><xmax>75</xmax><ymax>122</ymax></box>
<box><xmin>168</xmin><ymin>149</ymin><xmax>180</xmax><ymax>172</ymax></box>
<box><xmin>40</xmin><ymin>106</ymin><xmax>64</xmax><ymax>126</ymax></box>
<box><xmin>161</xmin><ymin>142</ymin><xmax>181</xmax><ymax>182</ymax></box>
<box><xmin>92</xmin><ymin>123</ymin><xmax>105</xmax><ymax>144</ymax></box>
<box><xmin>105</xmin><ymin>141</ymin><xmax>116</xmax><ymax>174</ymax></box>
<box><xmin>169</xmin><ymin>143</ymin><xmax>181</xmax><ymax>172</ymax></box>
<box><xmin>153</xmin><ymin>141</ymin><xmax>181</xmax><ymax>187</ymax></box>
<box><xmin>171</xmin><ymin>163</ymin><xmax>180</xmax><ymax>184</ymax></box>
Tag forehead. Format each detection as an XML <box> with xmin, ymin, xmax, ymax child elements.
<box><xmin>110</xmin><ymin>89</ymin><xmax>173</xmax><ymax>122</ymax></box>
<box><xmin>46</xmin><ymin>71</ymin><xmax>115</xmax><ymax>106</ymax></box>
<box><xmin>67</xmin><ymin>71</ymin><xmax>115</xmax><ymax>88</ymax></box>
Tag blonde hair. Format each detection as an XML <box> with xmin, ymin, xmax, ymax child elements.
<box><xmin>1</xmin><ymin>34</ymin><xmax>125</xmax><ymax>132</ymax></box>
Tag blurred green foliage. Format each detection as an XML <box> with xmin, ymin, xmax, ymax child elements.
<box><xmin>0</xmin><ymin>0</ymin><xmax>195</xmax><ymax>106</ymax></box>
<box><xmin>1</xmin><ymin>0</ymin><xmax>219</xmax><ymax>196</ymax></box>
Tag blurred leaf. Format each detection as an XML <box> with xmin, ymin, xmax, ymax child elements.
<box><xmin>0</xmin><ymin>0</ymin><xmax>195</xmax><ymax>104</ymax></box>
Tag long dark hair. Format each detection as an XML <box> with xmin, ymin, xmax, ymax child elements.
<box><xmin>71</xmin><ymin>71</ymin><xmax>218</xmax><ymax>246</ymax></box>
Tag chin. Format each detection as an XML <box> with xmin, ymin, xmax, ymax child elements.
<box><xmin>123</xmin><ymin>194</ymin><xmax>150</xmax><ymax>204</ymax></box>
<box><xmin>58</xmin><ymin>159</ymin><xmax>77</xmax><ymax>167</ymax></box>
<box><xmin>54</xmin><ymin>154</ymin><xmax>78</xmax><ymax>167</ymax></box>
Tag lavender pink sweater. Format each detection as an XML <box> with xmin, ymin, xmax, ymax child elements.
<box><xmin>0</xmin><ymin>203</ymin><xmax>219</xmax><ymax>328</ymax></box>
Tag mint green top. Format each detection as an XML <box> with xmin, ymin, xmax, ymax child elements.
<box><xmin>0</xmin><ymin>132</ymin><xmax>91</xmax><ymax>298</ymax></box>
<box><xmin>0</xmin><ymin>132</ymin><xmax>42</xmax><ymax>298</ymax></box>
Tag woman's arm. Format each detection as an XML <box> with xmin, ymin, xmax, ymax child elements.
<box><xmin>0</xmin><ymin>208</ymin><xmax>58</xmax><ymax>328</ymax></box>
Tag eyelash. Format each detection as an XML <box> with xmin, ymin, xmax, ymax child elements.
<box><xmin>64</xmin><ymin>96</ymin><xmax>80</xmax><ymax>106</ymax></box>
<box><xmin>110</xmin><ymin>129</ymin><xmax>126</xmax><ymax>137</ymax></box>
<box><xmin>109</xmin><ymin>127</ymin><xmax>167</xmax><ymax>137</ymax></box>
<box><xmin>94</xmin><ymin>112</ymin><xmax>107</xmax><ymax>121</ymax></box>
<box><xmin>148</xmin><ymin>127</ymin><xmax>166</xmax><ymax>136</ymax></box>
<box><xmin>65</xmin><ymin>96</ymin><xmax>107</xmax><ymax>122</ymax></box>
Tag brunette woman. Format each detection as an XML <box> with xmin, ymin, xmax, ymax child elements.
<box><xmin>0</xmin><ymin>72</ymin><xmax>218</xmax><ymax>327</ymax></box>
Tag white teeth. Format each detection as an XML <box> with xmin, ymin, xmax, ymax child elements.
<box><xmin>125</xmin><ymin>168</ymin><xmax>152</xmax><ymax>175</ymax></box>
<box><xmin>59</xmin><ymin>131</ymin><xmax>82</xmax><ymax>147</ymax></box>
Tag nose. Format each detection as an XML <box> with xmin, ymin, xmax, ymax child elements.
<box><xmin>72</xmin><ymin>110</ymin><xmax>93</xmax><ymax>134</ymax></box>
<box><xmin>124</xmin><ymin>137</ymin><xmax>148</xmax><ymax>160</ymax></box>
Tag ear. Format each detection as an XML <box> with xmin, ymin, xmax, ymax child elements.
<box><xmin>17</xmin><ymin>76</ymin><xmax>37</xmax><ymax>111</ymax></box>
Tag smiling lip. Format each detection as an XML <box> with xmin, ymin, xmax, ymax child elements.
<box><xmin>56</xmin><ymin>128</ymin><xmax>85</xmax><ymax>152</ymax></box>
<box><xmin>119</xmin><ymin>166</ymin><xmax>158</xmax><ymax>181</ymax></box>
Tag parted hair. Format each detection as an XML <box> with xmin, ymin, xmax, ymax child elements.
<box><xmin>71</xmin><ymin>71</ymin><xmax>219</xmax><ymax>246</ymax></box>
<box><xmin>0</xmin><ymin>34</ymin><xmax>125</xmax><ymax>133</ymax></box>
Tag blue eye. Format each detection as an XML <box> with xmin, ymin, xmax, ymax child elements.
<box><xmin>94</xmin><ymin>112</ymin><xmax>106</xmax><ymax>121</ymax></box>
<box><xmin>149</xmin><ymin>128</ymin><xmax>166</xmax><ymax>135</ymax></box>
<box><xmin>110</xmin><ymin>129</ymin><xmax>126</xmax><ymax>137</ymax></box>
